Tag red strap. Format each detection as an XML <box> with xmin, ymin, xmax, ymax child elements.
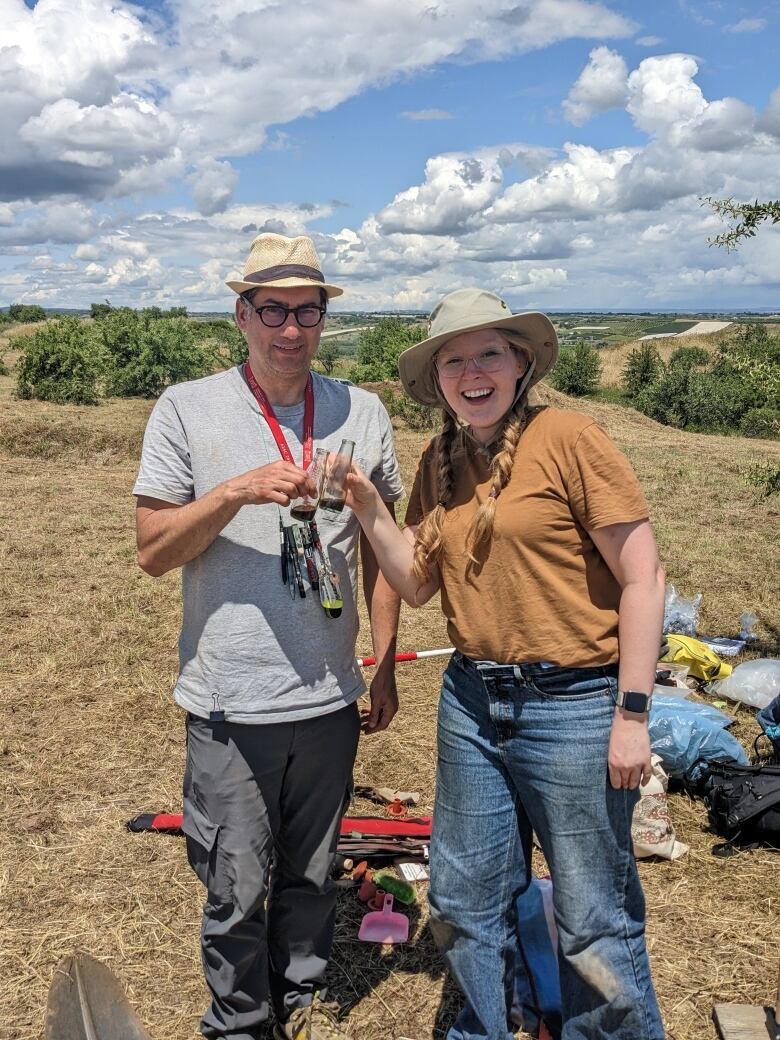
<box><xmin>243</xmin><ymin>362</ymin><xmax>314</xmax><ymax>469</ymax></box>
<box><xmin>128</xmin><ymin>812</ymin><xmax>432</xmax><ymax>839</ymax></box>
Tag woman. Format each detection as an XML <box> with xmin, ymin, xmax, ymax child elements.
<box><xmin>346</xmin><ymin>288</ymin><xmax>666</xmax><ymax>1040</ymax></box>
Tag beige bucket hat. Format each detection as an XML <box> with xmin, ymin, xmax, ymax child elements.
<box><xmin>226</xmin><ymin>232</ymin><xmax>344</xmax><ymax>299</ymax></box>
<box><xmin>399</xmin><ymin>288</ymin><xmax>558</xmax><ymax>406</ymax></box>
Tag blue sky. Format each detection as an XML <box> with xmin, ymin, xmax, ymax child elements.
<box><xmin>1</xmin><ymin>0</ymin><xmax>779</xmax><ymax>312</ymax></box>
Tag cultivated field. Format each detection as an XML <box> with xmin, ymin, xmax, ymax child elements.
<box><xmin>1</xmin><ymin>356</ymin><xmax>779</xmax><ymax>1040</ymax></box>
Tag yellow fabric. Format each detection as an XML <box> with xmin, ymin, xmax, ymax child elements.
<box><xmin>404</xmin><ymin>407</ymin><xmax>649</xmax><ymax>667</ymax></box>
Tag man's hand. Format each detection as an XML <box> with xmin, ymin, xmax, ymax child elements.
<box><xmin>608</xmin><ymin>711</ymin><xmax>652</xmax><ymax>790</ymax></box>
<box><xmin>225</xmin><ymin>461</ymin><xmax>313</xmax><ymax>508</ymax></box>
<box><xmin>360</xmin><ymin>667</ymin><xmax>398</xmax><ymax>735</ymax></box>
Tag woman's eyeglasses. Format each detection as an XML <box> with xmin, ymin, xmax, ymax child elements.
<box><xmin>251</xmin><ymin>304</ymin><xmax>326</xmax><ymax>328</ymax></box>
<box><xmin>435</xmin><ymin>346</ymin><xmax>512</xmax><ymax>380</ymax></box>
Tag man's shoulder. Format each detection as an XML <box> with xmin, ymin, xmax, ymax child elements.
<box><xmin>163</xmin><ymin>366</ymin><xmax>239</xmax><ymax>403</ymax></box>
<box><xmin>312</xmin><ymin>373</ymin><xmax>383</xmax><ymax>413</ymax></box>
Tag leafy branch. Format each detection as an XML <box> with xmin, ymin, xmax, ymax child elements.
<box><xmin>702</xmin><ymin>196</ymin><xmax>780</xmax><ymax>250</ymax></box>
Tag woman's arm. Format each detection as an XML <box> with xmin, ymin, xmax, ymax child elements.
<box><xmin>589</xmin><ymin>519</ymin><xmax>665</xmax><ymax>791</ymax></box>
<box><xmin>346</xmin><ymin>466</ymin><xmax>440</xmax><ymax>607</ymax></box>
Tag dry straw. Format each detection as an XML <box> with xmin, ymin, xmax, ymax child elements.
<box><xmin>1</xmin><ymin>369</ymin><xmax>778</xmax><ymax>1040</ymax></box>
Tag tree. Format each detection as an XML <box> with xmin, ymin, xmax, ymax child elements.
<box><xmin>549</xmin><ymin>341</ymin><xmax>602</xmax><ymax>397</ymax></box>
<box><xmin>98</xmin><ymin>311</ymin><xmax>212</xmax><ymax>397</ymax></box>
<box><xmin>9</xmin><ymin>303</ymin><xmax>47</xmax><ymax>323</ymax></box>
<box><xmin>315</xmin><ymin>341</ymin><xmax>339</xmax><ymax>375</ymax></box>
<box><xmin>349</xmin><ymin>318</ymin><xmax>426</xmax><ymax>383</ymax></box>
<box><xmin>704</xmin><ymin>196</ymin><xmax>780</xmax><ymax>250</ymax></box>
<box><xmin>622</xmin><ymin>344</ymin><xmax>663</xmax><ymax>402</ymax></box>
<box><xmin>90</xmin><ymin>300</ymin><xmax>114</xmax><ymax>319</ymax></box>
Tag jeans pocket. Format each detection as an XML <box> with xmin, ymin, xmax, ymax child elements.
<box><xmin>528</xmin><ymin>666</ymin><xmax>616</xmax><ymax>701</ymax></box>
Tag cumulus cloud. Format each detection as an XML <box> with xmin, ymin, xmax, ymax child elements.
<box><xmin>759</xmin><ymin>87</ymin><xmax>780</xmax><ymax>137</ymax></box>
<box><xmin>636</xmin><ymin>35</ymin><xmax>663</xmax><ymax>46</ymax></box>
<box><xmin>563</xmin><ymin>46</ymin><xmax>628</xmax><ymax>125</ymax></box>
<box><xmin>626</xmin><ymin>54</ymin><xmax>707</xmax><ymax>134</ymax></box>
<box><xmin>377</xmin><ymin>151</ymin><xmax>508</xmax><ymax>235</ymax></box>
<box><xmin>187</xmin><ymin>159</ymin><xmax>240</xmax><ymax>217</ymax></box>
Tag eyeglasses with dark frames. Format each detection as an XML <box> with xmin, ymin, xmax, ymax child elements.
<box><xmin>249</xmin><ymin>303</ymin><xmax>326</xmax><ymax>328</ymax></box>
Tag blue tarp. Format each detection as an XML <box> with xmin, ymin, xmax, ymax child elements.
<box><xmin>649</xmin><ymin>693</ymin><xmax>748</xmax><ymax>784</ymax></box>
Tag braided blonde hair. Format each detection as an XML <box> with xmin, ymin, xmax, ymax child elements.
<box><xmin>412</xmin><ymin>339</ymin><xmax>536</xmax><ymax>583</ymax></box>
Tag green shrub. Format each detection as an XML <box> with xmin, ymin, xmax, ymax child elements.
<box><xmin>740</xmin><ymin>407</ymin><xmax>780</xmax><ymax>439</ymax></box>
<box><xmin>349</xmin><ymin>318</ymin><xmax>426</xmax><ymax>383</ymax></box>
<box><xmin>192</xmin><ymin>318</ymin><xmax>247</xmax><ymax>367</ymax></box>
<box><xmin>315</xmin><ymin>341</ymin><xmax>340</xmax><ymax>376</ymax></box>
<box><xmin>744</xmin><ymin>461</ymin><xmax>780</xmax><ymax>497</ymax></box>
<box><xmin>98</xmin><ymin>310</ymin><xmax>212</xmax><ymax>397</ymax></box>
<box><xmin>668</xmin><ymin>344</ymin><xmax>710</xmax><ymax>371</ymax></box>
<box><xmin>622</xmin><ymin>345</ymin><xmax>663</xmax><ymax>401</ymax></box>
<box><xmin>550</xmin><ymin>341</ymin><xmax>602</xmax><ymax>396</ymax></box>
<box><xmin>9</xmin><ymin>303</ymin><xmax>47</xmax><ymax>323</ymax></box>
<box><xmin>377</xmin><ymin>386</ymin><xmax>440</xmax><ymax>430</ymax></box>
<box><xmin>16</xmin><ymin>318</ymin><xmax>104</xmax><ymax>405</ymax></box>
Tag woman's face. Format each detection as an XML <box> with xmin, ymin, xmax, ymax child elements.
<box><xmin>434</xmin><ymin>329</ymin><xmax>530</xmax><ymax>444</ymax></box>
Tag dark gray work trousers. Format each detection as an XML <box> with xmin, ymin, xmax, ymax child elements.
<box><xmin>183</xmin><ymin>704</ymin><xmax>361</xmax><ymax>1040</ymax></box>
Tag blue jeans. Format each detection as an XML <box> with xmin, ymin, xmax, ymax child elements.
<box><xmin>428</xmin><ymin>652</ymin><xmax>665</xmax><ymax>1040</ymax></box>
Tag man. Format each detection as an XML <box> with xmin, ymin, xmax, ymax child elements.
<box><xmin>133</xmin><ymin>233</ymin><xmax>403</xmax><ymax>1040</ymax></box>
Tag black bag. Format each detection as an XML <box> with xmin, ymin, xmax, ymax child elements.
<box><xmin>702</xmin><ymin>758</ymin><xmax>780</xmax><ymax>847</ymax></box>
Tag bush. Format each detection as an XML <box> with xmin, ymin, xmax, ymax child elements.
<box><xmin>550</xmin><ymin>341</ymin><xmax>602</xmax><ymax>396</ymax></box>
<box><xmin>744</xmin><ymin>462</ymin><xmax>780</xmax><ymax>498</ymax></box>
<box><xmin>98</xmin><ymin>310</ymin><xmax>212</xmax><ymax>397</ymax></box>
<box><xmin>668</xmin><ymin>344</ymin><xmax>709</xmax><ymax>371</ymax></box>
<box><xmin>349</xmin><ymin>318</ymin><xmax>426</xmax><ymax>383</ymax></box>
<box><xmin>377</xmin><ymin>386</ymin><xmax>439</xmax><ymax>430</ymax></box>
<box><xmin>316</xmin><ymin>341</ymin><xmax>340</xmax><ymax>376</ymax></box>
<box><xmin>16</xmin><ymin>318</ymin><xmax>103</xmax><ymax>405</ymax></box>
<box><xmin>191</xmin><ymin>318</ymin><xmax>247</xmax><ymax>367</ymax></box>
<box><xmin>9</xmin><ymin>303</ymin><xmax>47</xmax><ymax>323</ymax></box>
<box><xmin>740</xmin><ymin>407</ymin><xmax>780</xmax><ymax>440</ymax></box>
<box><xmin>622</xmin><ymin>345</ymin><xmax>663</xmax><ymax>401</ymax></box>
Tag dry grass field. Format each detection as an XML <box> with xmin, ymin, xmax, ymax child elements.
<box><xmin>598</xmin><ymin>331</ymin><xmax>731</xmax><ymax>388</ymax></box>
<box><xmin>1</xmin><ymin>349</ymin><xmax>779</xmax><ymax>1040</ymax></box>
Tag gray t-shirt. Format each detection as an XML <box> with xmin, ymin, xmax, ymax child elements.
<box><xmin>133</xmin><ymin>366</ymin><xmax>404</xmax><ymax>724</ymax></box>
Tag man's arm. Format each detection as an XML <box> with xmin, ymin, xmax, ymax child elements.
<box><xmin>359</xmin><ymin>501</ymin><xmax>401</xmax><ymax>734</ymax></box>
<box><xmin>136</xmin><ymin>461</ymin><xmax>312</xmax><ymax>576</ymax></box>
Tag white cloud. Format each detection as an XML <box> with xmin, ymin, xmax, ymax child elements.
<box><xmin>636</xmin><ymin>35</ymin><xmax>663</xmax><ymax>46</ymax></box>
<box><xmin>626</xmin><ymin>54</ymin><xmax>706</xmax><ymax>135</ymax></box>
<box><xmin>563</xmin><ymin>46</ymin><xmax>628</xmax><ymax>125</ymax></box>
<box><xmin>759</xmin><ymin>87</ymin><xmax>780</xmax><ymax>137</ymax></box>
<box><xmin>377</xmin><ymin>150</ymin><xmax>508</xmax><ymax>235</ymax></box>
<box><xmin>401</xmin><ymin>109</ymin><xmax>454</xmax><ymax>121</ymax></box>
<box><xmin>724</xmin><ymin>18</ymin><xmax>768</xmax><ymax>33</ymax></box>
<box><xmin>187</xmin><ymin>159</ymin><xmax>240</xmax><ymax>217</ymax></box>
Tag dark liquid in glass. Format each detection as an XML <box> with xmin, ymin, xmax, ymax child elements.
<box><xmin>320</xmin><ymin>497</ymin><xmax>345</xmax><ymax>513</ymax></box>
<box><xmin>290</xmin><ymin>504</ymin><xmax>317</xmax><ymax>521</ymax></box>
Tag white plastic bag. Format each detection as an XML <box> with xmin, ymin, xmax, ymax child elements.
<box><xmin>711</xmin><ymin>658</ymin><xmax>780</xmax><ymax>710</ymax></box>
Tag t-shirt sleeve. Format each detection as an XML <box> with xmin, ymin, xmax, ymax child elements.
<box><xmin>566</xmin><ymin>422</ymin><xmax>649</xmax><ymax>530</ymax></box>
<box><xmin>368</xmin><ymin>397</ymin><xmax>404</xmax><ymax>503</ymax></box>
<box><xmin>132</xmin><ymin>390</ymin><xmax>194</xmax><ymax>505</ymax></box>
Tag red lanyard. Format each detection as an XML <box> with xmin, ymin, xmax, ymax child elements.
<box><xmin>243</xmin><ymin>362</ymin><xmax>314</xmax><ymax>469</ymax></box>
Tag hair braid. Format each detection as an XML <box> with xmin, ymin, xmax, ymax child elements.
<box><xmin>412</xmin><ymin>410</ymin><xmax>459</xmax><ymax>585</ymax></box>
<box><xmin>465</xmin><ymin>396</ymin><xmax>530</xmax><ymax>563</ymax></box>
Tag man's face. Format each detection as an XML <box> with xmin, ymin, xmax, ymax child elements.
<box><xmin>235</xmin><ymin>285</ymin><xmax>324</xmax><ymax>386</ymax></box>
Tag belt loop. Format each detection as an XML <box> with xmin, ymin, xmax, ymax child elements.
<box><xmin>513</xmin><ymin>665</ymin><xmax>524</xmax><ymax>683</ymax></box>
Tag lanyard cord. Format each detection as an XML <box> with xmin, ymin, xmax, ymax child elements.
<box><xmin>243</xmin><ymin>361</ymin><xmax>314</xmax><ymax>470</ymax></box>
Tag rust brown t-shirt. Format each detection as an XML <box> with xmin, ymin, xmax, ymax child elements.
<box><xmin>404</xmin><ymin>407</ymin><xmax>649</xmax><ymax>667</ymax></box>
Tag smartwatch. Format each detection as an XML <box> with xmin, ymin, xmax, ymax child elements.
<box><xmin>616</xmin><ymin>689</ymin><xmax>652</xmax><ymax>714</ymax></box>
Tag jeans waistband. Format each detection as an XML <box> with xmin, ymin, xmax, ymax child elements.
<box><xmin>453</xmin><ymin>650</ymin><xmax>618</xmax><ymax>682</ymax></box>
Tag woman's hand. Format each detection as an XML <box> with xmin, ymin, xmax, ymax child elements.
<box><xmin>345</xmin><ymin>463</ymin><xmax>382</xmax><ymax>517</ymax></box>
<box><xmin>608</xmin><ymin>712</ymin><xmax>652</xmax><ymax>790</ymax></box>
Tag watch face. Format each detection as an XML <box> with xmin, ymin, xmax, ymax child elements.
<box><xmin>622</xmin><ymin>690</ymin><xmax>650</xmax><ymax>713</ymax></box>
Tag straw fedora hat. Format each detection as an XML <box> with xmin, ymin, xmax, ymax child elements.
<box><xmin>226</xmin><ymin>233</ymin><xmax>343</xmax><ymax>299</ymax></box>
<box><xmin>398</xmin><ymin>288</ymin><xmax>558</xmax><ymax>406</ymax></box>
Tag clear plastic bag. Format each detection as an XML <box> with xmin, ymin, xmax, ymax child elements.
<box><xmin>663</xmin><ymin>584</ymin><xmax>702</xmax><ymax>637</ymax></box>
<box><xmin>739</xmin><ymin>611</ymin><xmax>759</xmax><ymax>642</ymax></box>
<box><xmin>710</xmin><ymin>659</ymin><xmax>780</xmax><ymax>710</ymax></box>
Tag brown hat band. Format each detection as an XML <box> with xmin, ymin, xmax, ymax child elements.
<box><xmin>244</xmin><ymin>264</ymin><xmax>325</xmax><ymax>284</ymax></box>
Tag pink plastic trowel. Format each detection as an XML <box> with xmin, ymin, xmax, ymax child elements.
<box><xmin>358</xmin><ymin>893</ymin><xmax>409</xmax><ymax>944</ymax></box>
